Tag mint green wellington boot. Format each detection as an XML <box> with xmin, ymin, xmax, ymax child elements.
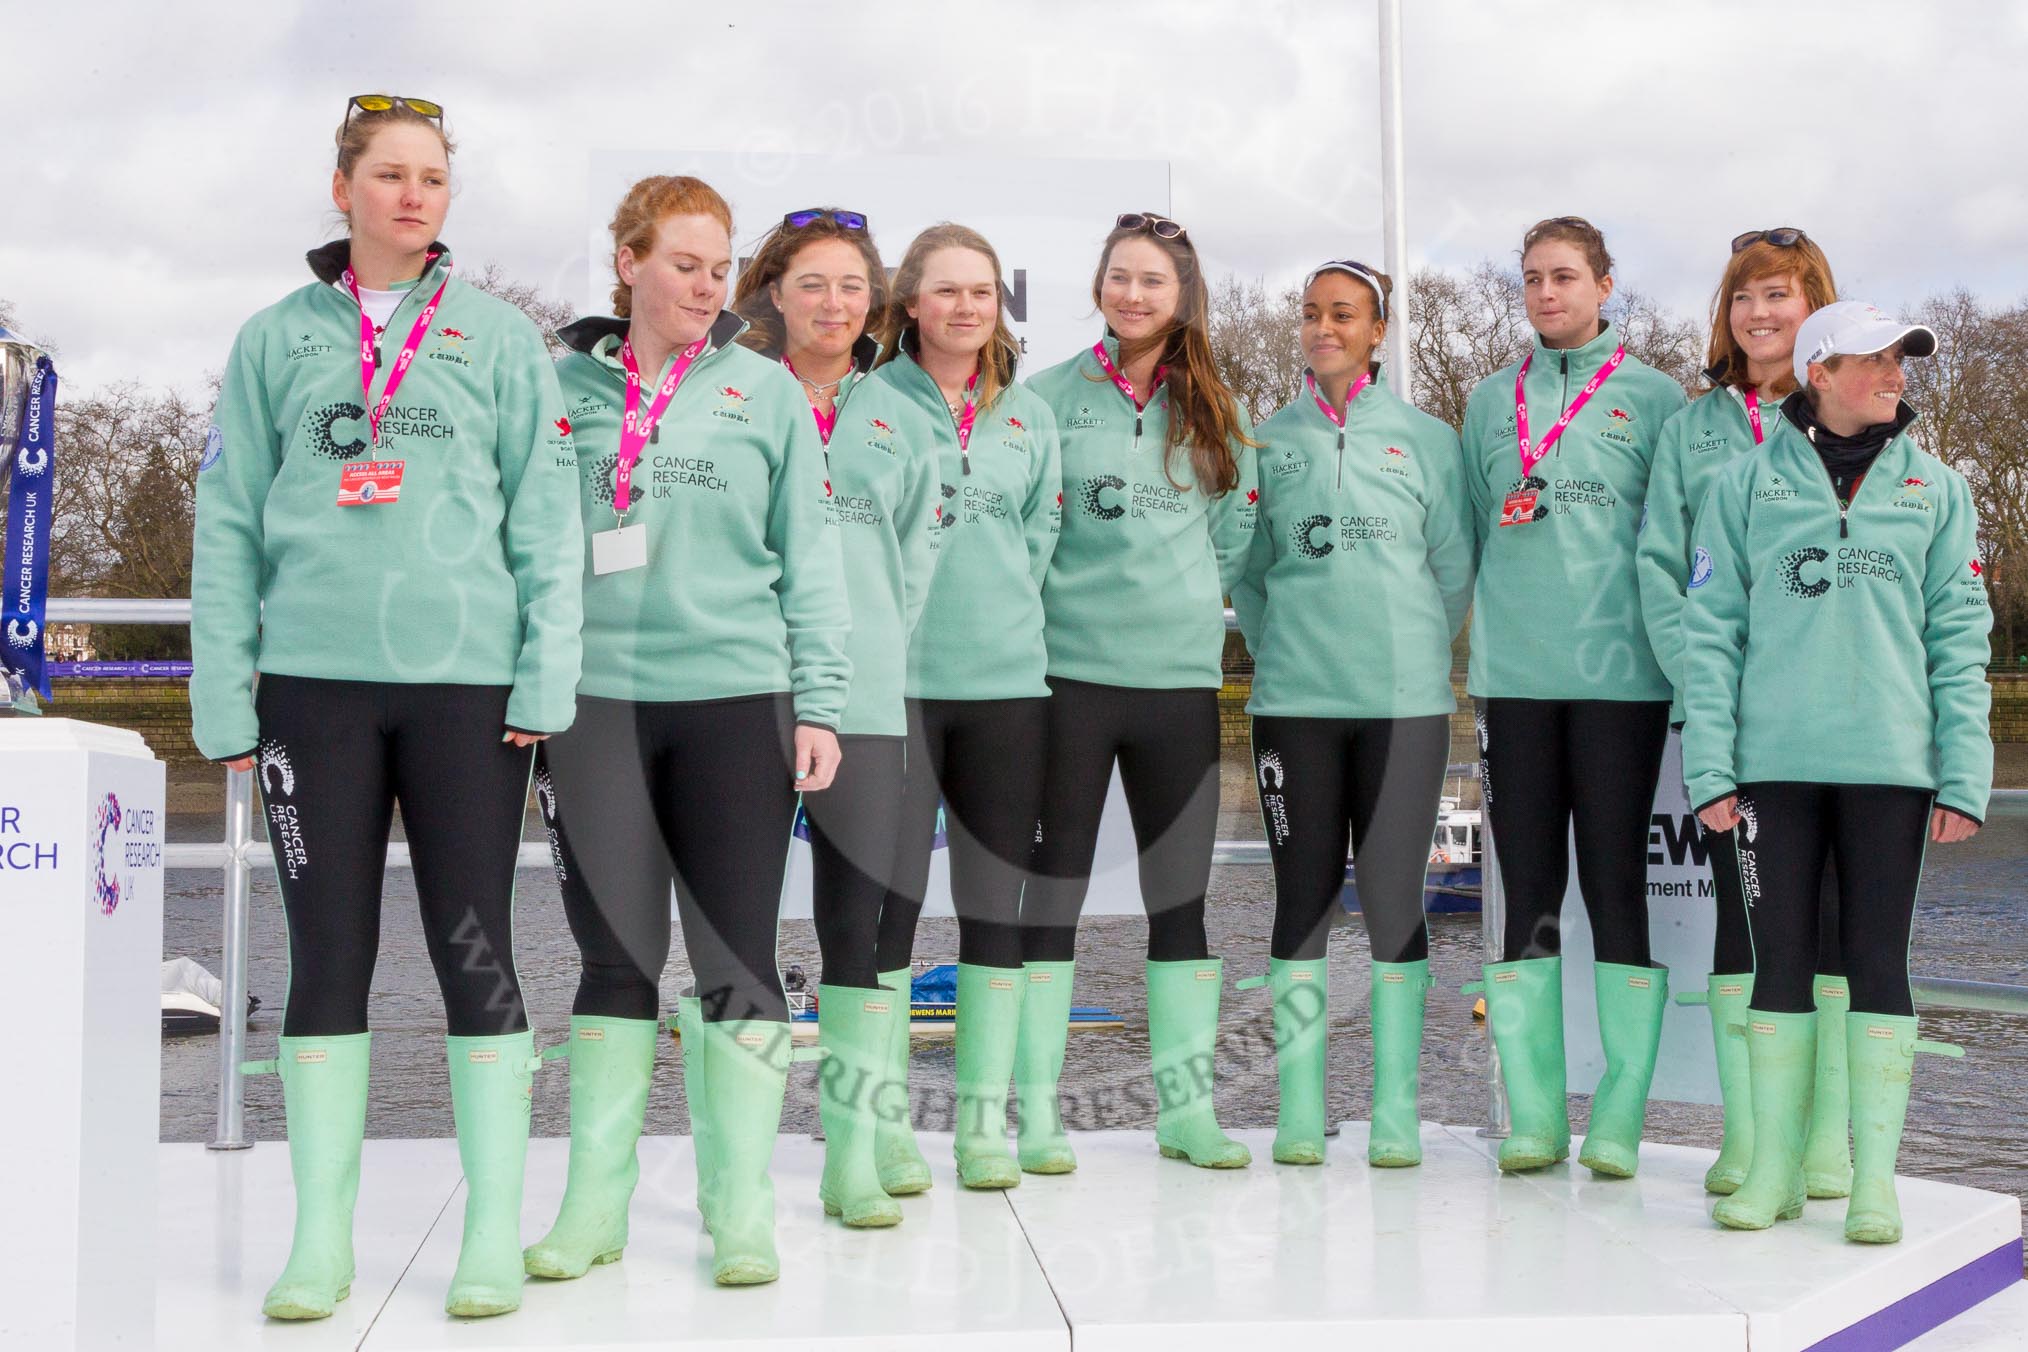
<box><xmin>1148</xmin><ymin>959</ymin><xmax>1250</xmax><ymax>1168</ymax></box>
<box><xmin>1845</xmin><ymin>1014</ymin><xmax>1963</xmax><ymax>1244</ymax></box>
<box><xmin>523</xmin><ymin>1017</ymin><xmax>659</xmax><ymax>1279</ymax></box>
<box><xmin>259</xmin><ymin>1033</ymin><xmax>372</xmax><ymax>1320</ymax></box>
<box><xmin>676</xmin><ymin>995</ymin><xmax>720</xmax><ymax>1231</ymax></box>
<box><xmin>1468</xmin><ymin>958</ymin><xmax>1570</xmax><ymax>1172</ymax></box>
<box><xmin>816</xmin><ymin>986</ymin><xmax>903</xmax><ymax>1227</ymax></box>
<box><xmin>1264</xmin><ymin>958</ymin><xmax>1328</xmax><ymax>1165</ymax></box>
<box><xmin>1015</xmin><ymin>961</ymin><xmax>1078</xmax><ymax>1174</ymax></box>
<box><xmin>1579</xmin><ymin>963</ymin><xmax>1670</xmax><ymax>1178</ymax></box>
<box><xmin>1678</xmin><ymin>974</ymin><xmax>1755</xmax><ymax>1194</ymax></box>
<box><xmin>696</xmin><ymin>1019</ymin><xmax>793</xmax><ymax>1284</ymax></box>
<box><xmin>953</xmin><ymin>963</ymin><xmax>1024</xmax><ymax>1189</ymax></box>
<box><xmin>444</xmin><ymin>1031</ymin><xmax>539</xmax><ymax>1317</ymax></box>
<box><xmin>1713</xmin><ymin>1011</ymin><xmax>1814</xmax><ymax>1230</ymax></box>
<box><xmin>1803</xmin><ymin>975</ymin><xmax>1854</xmax><ymax>1199</ymax></box>
<box><xmin>1369</xmin><ymin>960</ymin><xmax>1432</xmax><ymax>1168</ymax></box>
<box><xmin>873</xmin><ymin>968</ymin><xmax>931</xmax><ymax>1196</ymax></box>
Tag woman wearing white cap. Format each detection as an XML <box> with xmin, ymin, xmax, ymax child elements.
<box><xmin>1230</xmin><ymin>258</ymin><xmax>1473</xmax><ymax>1168</ymax></box>
<box><xmin>1636</xmin><ymin>229</ymin><xmax>1852</xmax><ymax>1201</ymax></box>
<box><xmin>1684</xmin><ymin>300</ymin><xmax>1991</xmax><ymax>1243</ymax></box>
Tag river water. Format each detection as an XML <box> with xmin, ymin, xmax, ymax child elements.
<box><xmin>158</xmin><ymin>781</ymin><xmax>2028</xmax><ymax>1245</ymax></box>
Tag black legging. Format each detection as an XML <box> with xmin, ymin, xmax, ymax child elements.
<box><xmin>1703</xmin><ymin>820</ymin><xmax>1843</xmax><ymax>977</ymax></box>
<box><xmin>1251</xmin><ymin>714</ymin><xmax>1451</xmax><ymax>963</ymax></box>
<box><xmin>1477</xmin><ymin>697</ymin><xmax>1669</xmax><ymax>966</ymax></box>
<box><xmin>1023</xmin><ymin>678</ymin><xmax>1220</xmax><ymax>963</ymax></box>
<box><xmin>874</xmin><ymin>696</ymin><xmax>1049</xmax><ymax>972</ymax></box>
<box><xmin>253</xmin><ymin>674</ymin><xmax>532</xmax><ymax>1038</ymax></box>
<box><xmin>1733</xmin><ymin>782</ymin><xmax>1929</xmax><ymax>1016</ymax></box>
<box><xmin>803</xmin><ymin>734</ymin><xmax>906</xmax><ymax>990</ymax></box>
<box><xmin>538</xmin><ymin>693</ymin><xmax>797</xmax><ymax>1024</ymax></box>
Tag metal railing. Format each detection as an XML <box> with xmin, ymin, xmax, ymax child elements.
<box><xmin>29</xmin><ymin>596</ymin><xmax>2028</xmax><ymax>1152</ymax></box>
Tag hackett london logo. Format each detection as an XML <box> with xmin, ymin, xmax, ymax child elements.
<box><xmin>287</xmin><ymin>331</ymin><xmax>337</xmax><ymax>362</ymax></box>
<box><xmin>1062</xmin><ymin>403</ymin><xmax>1105</xmax><ymax>430</ymax></box>
<box><xmin>1755</xmin><ymin>474</ymin><xmax>1798</xmax><ymax>503</ymax></box>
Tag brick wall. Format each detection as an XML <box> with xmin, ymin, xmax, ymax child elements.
<box><xmin>46</xmin><ymin>679</ymin><xmax>204</xmax><ymax>767</ymax></box>
<box><xmin>1992</xmin><ymin>674</ymin><xmax>2028</xmax><ymax>742</ymax></box>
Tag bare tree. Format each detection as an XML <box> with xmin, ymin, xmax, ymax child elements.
<box><xmin>1207</xmin><ymin>276</ymin><xmax>1305</xmax><ymax>424</ymax></box>
<box><xmin>51</xmin><ymin>381</ymin><xmax>211</xmax><ymax>658</ymax></box>
<box><xmin>1607</xmin><ymin>285</ymin><xmax>1705</xmax><ymax>394</ymax></box>
<box><xmin>1902</xmin><ymin>289</ymin><xmax>2027</xmax><ymax>662</ymax></box>
<box><xmin>1406</xmin><ymin>261</ymin><xmax>1531</xmax><ymax>427</ymax></box>
<box><xmin>466</xmin><ymin>263</ymin><xmax>576</xmax><ymax>354</ymax></box>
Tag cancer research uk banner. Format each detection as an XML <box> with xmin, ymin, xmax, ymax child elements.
<box><xmin>2</xmin><ymin>348</ymin><xmax>58</xmax><ymax>700</ymax></box>
<box><xmin>1558</xmin><ymin>730</ymin><xmax>1724</xmax><ymax>1105</ymax></box>
<box><xmin>587</xmin><ymin>152</ymin><xmax>1171</xmax><ymax>920</ymax></box>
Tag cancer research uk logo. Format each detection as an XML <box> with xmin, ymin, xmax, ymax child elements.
<box><xmin>86</xmin><ymin>792</ymin><xmax>160</xmax><ymax>915</ymax></box>
<box><xmin>1780</xmin><ymin>546</ymin><xmax>1831</xmax><ymax>599</ymax></box>
<box><xmin>257</xmin><ymin>741</ymin><xmax>310</xmax><ymax>880</ymax></box>
<box><xmin>91</xmin><ymin>794</ymin><xmax>124</xmax><ymax>914</ymax></box>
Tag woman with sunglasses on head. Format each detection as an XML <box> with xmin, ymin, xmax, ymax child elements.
<box><xmin>190</xmin><ymin>94</ymin><xmax>582</xmax><ymax>1320</ymax></box>
<box><xmin>1459</xmin><ymin>216</ymin><xmax>1686</xmax><ymax>1178</ymax></box>
<box><xmin>728</xmin><ymin>207</ymin><xmax>940</xmax><ymax>1229</ymax></box>
<box><xmin>869</xmin><ymin>223</ymin><xmax>1062</xmax><ymax>1191</ymax></box>
<box><xmin>526</xmin><ymin>176</ymin><xmax>848</xmax><ymax>1288</ymax></box>
<box><xmin>1230</xmin><ymin>259</ymin><xmax>1473</xmax><ymax>1169</ymax></box>
<box><xmin>1017</xmin><ymin>211</ymin><xmax>1256</xmax><ymax>1174</ymax></box>
<box><xmin>1637</xmin><ymin>229</ymin><xmax>1847</xmax><ymax>1200</ymax></box>
<box><xmin>1685</xmin><ymin>302</ymin><xmax>1988</xmax><ymax>1242</ymax></box>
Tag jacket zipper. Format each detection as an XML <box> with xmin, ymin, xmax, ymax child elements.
<box><xmin>1556</xmin><ymin>353</ymin><xmax>1569</xmax><ymax>460</ymax></box>
<box><xmin>1806</xmin><ymin>427</ymin><xmax>1871</xmax><ymax>538</ymax></box>
<box><xmin>1335</xmin><ymin>428</ymin><xmax>1346</xmax><ymax>490</ymax></box>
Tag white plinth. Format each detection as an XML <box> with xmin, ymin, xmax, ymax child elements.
<box><xmin>0</xmin><ymin>717</ymin><xmax>165</xmax><ymax>1350</ymax></box>
<box><xmin>150</xmin><ymin>1128</ymin><xmax>2021</xmax><ymax>1352</ymax></box>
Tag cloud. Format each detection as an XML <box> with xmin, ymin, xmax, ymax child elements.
<box><xmin>7</xmin><ymin>0</ymin><xmax>2026</xmax><ymax>394</ymax></box>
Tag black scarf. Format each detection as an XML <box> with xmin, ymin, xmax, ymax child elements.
<box><xmin>1779</xmin><ymin>390</ymin><xmax>1916</xmax><ymax>477</ymax></box>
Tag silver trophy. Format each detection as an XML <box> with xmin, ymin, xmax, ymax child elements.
<box><xmin>0</xmin><ymin>327</ymin><xmax>46</xmax><ymax>712</ymax></box>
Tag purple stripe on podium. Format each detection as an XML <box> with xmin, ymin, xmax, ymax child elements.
<box><xmin>1805</xmin><ymin>1239</ymin><xmax>2023</xmax><ymax>1352</ymax></box>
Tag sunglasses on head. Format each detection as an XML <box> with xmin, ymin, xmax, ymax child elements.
<box><xmin>1732</xmin><ymin>227</ymin><xmax>1808</xmax><ymax>253</ymax></box>
<box><xmin>344</xmin><ymin>94</ymin><xmax>444</xmax><ymax>129</ymax></box>
<box><xmin>1117</xmin><ymin>212</ymin><xmax>1187</xmax><ymax>241</ymax></box>
<box><xmin>784</xmin><ymin>208</ymin><xmax>868</xmax><ymax>231</ymax></box>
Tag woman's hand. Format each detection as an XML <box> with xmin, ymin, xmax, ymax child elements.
<box><xmin>1931</xmin><ymin>807</ymin><xmax>1979</xmax><ymax>844</ymax></box>
<box><xmin>222</xmin><ymin>755</ymin><xmax>255</xmax><ymax>774</ymax></box>
<box><xmin>504</xmin><ymin>730</ymin><xmax>549</xmax><ymax>749</ymax></box>
<box><xmin>1697</xmin><ymin>795</ymin><xmax>1742</xmax><ymax>834</ymax></box>
<box><xmin>794</xmin><ymin>725</ymin><xmax>842</xmax><ymax>792</ymax></box>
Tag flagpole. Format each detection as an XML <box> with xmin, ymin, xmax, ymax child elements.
<box><xmin>1378</xmin><ymin>0</ymin><xmax>1413</xmax><ymax>399</ymax></box>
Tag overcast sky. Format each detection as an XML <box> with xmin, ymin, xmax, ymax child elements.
<box><xmin>8</xmin><ymin>0</ymin><xmax>2028</xmax><ymax>395</ymax></box>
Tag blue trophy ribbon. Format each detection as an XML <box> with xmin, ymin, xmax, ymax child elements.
<box><xmin>3</xmin><ymin>355</ymin><xmax>58</xmax><ymax>700</ymax></box>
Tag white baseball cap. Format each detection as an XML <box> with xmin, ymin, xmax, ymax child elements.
<box><xmin>1792</xmin><ymin>301</ymin><xmax>1938</xmax><ymax>387</ymax></box>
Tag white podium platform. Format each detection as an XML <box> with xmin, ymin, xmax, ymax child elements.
<box><xmin>154</xmin><ymin>1128</ymin><xmax>2023</xmax><ymax>1352</ymax></box>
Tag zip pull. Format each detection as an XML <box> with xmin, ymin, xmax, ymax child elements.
<box><xmin>650</xmin><ymin>423</ymin><xmax>660</xmax><ymax>445</ymax></box>
<box><xmin>372</xmin><ymin>343</ymin><xmax>383</xmax><ymax>369</ymax></box>
<box><xmin>1336</xmin><ymin>429</ymin><xmax>1345</xmax><ymax>489</ymax></box>
<box><xmin>1840</xmin><ymin>504</ymin><xmax>1849</xmax><ymax>539</ymax></box>
<box><xmin>1133</xmin><ymin>411</ymin><xmax>1143</xmax><ymax>448</ymax></box>
<box><xmin>962</xmin><ymin>450</ymin><xmax>972</xmax><ymax>477</ymax></box>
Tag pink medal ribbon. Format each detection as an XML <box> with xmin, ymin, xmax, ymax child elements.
<box><xmin>953</xmin><ymin>370</ymin><xmax>980</xmax><ymax>474</ymax></box>
<box><xmin>1513</xmin><ymin>342</ymin><xmax>1626</xmax><ymax>476</ymax></box>
<box><xmin>616</xmin><ymin>333</ymin><xmax>707</xmax><ymax>515</ymax></box>
<box><xmin>1091</xmin><ymin>340</ymin><xmax>1166</xmax><ymax>411</ymax></box>
<box><xmin>1743</xmin><ymin>386</ymin><xmax>1764</xmax><ymax>445</ymax></box>
<box><xmin>342</xmin><ymin>253</ymin><xmax>453</xmax><ymax>449</ymax></box>
<box><xmin>1305</xmin><ymin>369</ymin><xmax>1372</xmax><ymax>431</ymax></box>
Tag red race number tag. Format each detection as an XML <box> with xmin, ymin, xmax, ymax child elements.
<box><xmin>338</xmin><ymin>460</ymin><xmax>405</xmax><ymax>506</ymax></box>
<box><xmin>1499</xmin><ymin>489</ymin><xmax>1539</xmax><ymax>527</ymax></box>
